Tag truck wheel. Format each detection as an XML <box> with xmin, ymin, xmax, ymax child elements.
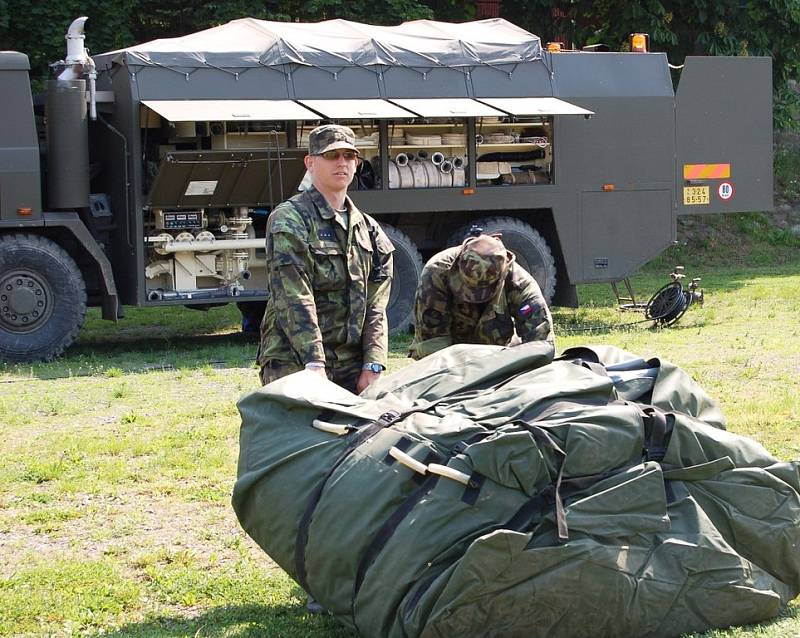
<box><xmin>447</xmin><ymin>217</ymin><xmax>557</xmax><ymax>303</ymax></box>
<box><xmin>237</xmin><ymin>301</ymin><xmax>267</xmax><ymax>334</ymax></box>
<box><xmin>380</xmin><ymin>225</ymin><xmax>424</xmax><ymax>334</ymax></box>
<box><xmin>0</xmin><ymin>234</ymin><xmax>87</xmax><ymax>362</ymax></box>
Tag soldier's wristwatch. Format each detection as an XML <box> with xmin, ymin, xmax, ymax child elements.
<box><xmin>362</xmin><ymin>362</ymin><xmax>385</xmax><ymax>373</ymax></box>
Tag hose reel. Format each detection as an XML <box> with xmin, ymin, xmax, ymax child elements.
<box><xmin>615</xmin><ymin>266</ymin><xmax>704</xmax><ymax>327</ymax></box>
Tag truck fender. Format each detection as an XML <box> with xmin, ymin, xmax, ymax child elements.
<box><xmin>42</xmin><ymin>211</ymin><xmax>120</xmax><ymax>320</ymax></box>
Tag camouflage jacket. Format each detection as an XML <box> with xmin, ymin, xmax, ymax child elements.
<box><xmin>258</xmin><ymin>186</ymin><xmax>394</xmax><ymax>369</ymax></box>
<box><xmin>409</xmin><ymin>246</ymin><xmax>554</xmax><ymax>360</ymax></box>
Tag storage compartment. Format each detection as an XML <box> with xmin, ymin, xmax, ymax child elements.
<box><xmin>476</xmin><ymin>116</ymin><xmax>553</xmax><ymax>186</ymax></box>
<box><xmin>384</xmin><ymin>119</ymin><xmax>468</xmax><ymax>189</ymax></box>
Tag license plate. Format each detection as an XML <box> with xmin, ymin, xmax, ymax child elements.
<box><xmin>683</xmin><ymin>185</ymin><xmax>709</xmax><ymax>205</ymax></box>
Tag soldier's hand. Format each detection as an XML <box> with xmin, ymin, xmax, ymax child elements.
<box><xmin>356</xmin><ymin>370</ymin><xmax>381</xmax><ymax>394</ymax></box>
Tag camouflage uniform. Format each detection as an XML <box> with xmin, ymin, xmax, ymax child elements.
<box><xmin>409</xmin><ymin>235</ymin><xmax>553</xmax><ymax>360</ymax></box>
<box><xmin>258</xmin><ymin>184</ymin><xmax>394</xmax><ymax>391</ymax></box>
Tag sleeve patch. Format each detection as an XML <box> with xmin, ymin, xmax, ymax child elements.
<box><xmin>519</xmin><ymin>299</ymin><xmax>541</xmax><ymax>318</ymax></box>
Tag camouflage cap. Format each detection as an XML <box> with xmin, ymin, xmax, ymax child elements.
<box><xmin>449</xmin><ymin>234</ymin><xmax>514</xmax><ymax>304</ymax></box>
<box><xmin>308</xmin><ymin>124</ymin><xmax>359</xmax><ymax>155</ymax></box>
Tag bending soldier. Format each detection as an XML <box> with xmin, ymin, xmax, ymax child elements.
<box><xmin>409</xmin><ymin>233</ymin><xmax>553</xmax><ymax>359</ymax></box>
<box><xmin>257</xmin><ymin>124</ymin><xmax>394</xmax><ymax>393</ymax></box>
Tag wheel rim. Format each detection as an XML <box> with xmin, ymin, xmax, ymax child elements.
<box><xmin>0</xmin><ymin>270</ymin><xmax>53</xmax><ymax>333</ymax></box>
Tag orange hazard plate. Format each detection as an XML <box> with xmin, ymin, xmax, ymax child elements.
<box><xmin>683</xmin><ymin>185</ymin><xmax>709</xmax><ymax>205</ymax></box>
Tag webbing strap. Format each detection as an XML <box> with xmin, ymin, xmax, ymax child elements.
<box><xmin>514</xmin><ymin>421</ymin><xmax>569</xmax><ymax>540</ymax></box>
<box><xmin>383</xmin><ymin>436</ymin><xmax>412</xmax><ymax>465</ymax></box>
<box><xmin>350</xmin><ymin>429</ymin><xmax>491</xmax><ymax>620</ymax></box>
<box><xmin>294</xmin><ymin>410</ymin><xmax>400</xmax><ymax>594</ymax></box>
<box><xmin>641</xmin><ymin>405</ymin><xmax>674</xmax><ymax>462</ymax></box>
<box><xmin>461</xmin><ymin>473</ymin><xmax>486</xmax><ymax>506</ymax></box>
<box><xmin>352</xmin><ymin>474</ymin><xmax>440</xmax><ymax>605</ymax></box>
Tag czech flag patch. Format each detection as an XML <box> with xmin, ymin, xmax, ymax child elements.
<box><xmin>519</xmin><ymin>300</ymin><xmax>539</xmax><ymax>318</ymax></box>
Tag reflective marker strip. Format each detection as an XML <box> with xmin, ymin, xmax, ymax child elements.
<box><xmin>683</xmin><ymin>163</ymin><xmax>731</xmax><ymax>179</ymax></box>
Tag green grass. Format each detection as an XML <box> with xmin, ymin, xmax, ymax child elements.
<box><xmin>0</xmin><ymin>225</ymin><xmax>799</xmax><ymax>636</ymax></box>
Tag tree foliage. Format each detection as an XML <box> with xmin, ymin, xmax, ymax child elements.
<box><xmin>504</xmin><ymin>0</ymin><xmax>800</xmax><ymax>128</ymax></box>
<box><xmin>2</xmin><ymin>0</ymin><xmax>797</xmax><ymax>127</ymax></box>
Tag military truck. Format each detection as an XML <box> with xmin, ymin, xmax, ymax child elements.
<box><xmin>0</xmin><ymin>17</ymin><xmax>772</xmax><ymax>362</ymax></box>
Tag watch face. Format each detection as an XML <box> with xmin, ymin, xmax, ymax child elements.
<box><xmin>369</xmin><ymin>363</ymin><xmax>382</xmax><ymax>373</ymax></box>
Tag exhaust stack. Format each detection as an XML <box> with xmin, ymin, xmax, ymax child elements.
<box><xmin>46</xmin><ymin>17</ymin><xmax>94</xmax><ymax>209</ymax></box>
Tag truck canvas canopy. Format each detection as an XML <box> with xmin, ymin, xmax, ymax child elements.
<box><xmin>93</xmin><ymin>18</ymin><xmax>551</xmax><ymax>102</ymax></box>
<box><xmin>100</xmin><ymin>18</ymin><xmax>542</xmax><ymax>70</ymax></box>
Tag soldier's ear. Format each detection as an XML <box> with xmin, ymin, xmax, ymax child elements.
<box><xmin>303</xmin><ymin>155</ymin><xmax>315</xmax><ymax>171</ymax></box>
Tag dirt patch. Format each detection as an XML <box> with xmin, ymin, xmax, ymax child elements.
<box><xmin>0</xmin><ymin>493</ymin><xmax>275</xmax><ymax>576</ymax></box>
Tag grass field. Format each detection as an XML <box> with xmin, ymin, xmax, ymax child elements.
<box><xmin>1</xmin><ymin>237</ymin><xmax>799</xmax><ymax>637</ymax></box>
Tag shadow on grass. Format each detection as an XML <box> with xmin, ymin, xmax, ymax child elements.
<box><xmin>103</xmin><ymin>602</ymin><xmax>355</xmax><ymax>638</ymax></box>
<box><xmin>73</xmin><ymin>330</ymin><xmax>259</xmax><ymax>356</ymax></box>
<box><xmin>0</xmin><ymin>331</ymin><xmax>261</xmax><ymax>381</ymax></box>
<box><xmin>98</xmin><ymin>598</ymin><xmax>799</xmax><ymax>638</ymax></box>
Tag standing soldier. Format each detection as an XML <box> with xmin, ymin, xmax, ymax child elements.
<box><xmin>258</xmin><ymin>124</ymin><xmax>394</xmax><ymax>393</ymax></box>
<box><xmin>409</xmin><ymin>233</ymin><xmax>553</xmax><ymax>359</ymax></box>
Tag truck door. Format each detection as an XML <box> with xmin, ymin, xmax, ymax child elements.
<box><xmin>676</xmin><ymin>56</ymin><xmax>772</xmax><ymax>215</ymax></box>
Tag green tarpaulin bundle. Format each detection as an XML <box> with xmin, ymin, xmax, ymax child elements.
<box><xmin>233</xmin><ymin>342</ymin><xmax>800</xmax><ymax>638</ymax></box>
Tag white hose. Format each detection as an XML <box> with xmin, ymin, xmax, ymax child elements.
<box><xmin>440</xmin><ymin>159</ymin><xmax>453</xmax><ymax>174</ymax></box>
<box><xmin>388</xmin><ymin>160</ymin><xmax>400</xmax><ymax>189</ymax></box>
<box><xmin>431</xmin><ymin>151</ymin><xmax>445</xmax><ymax>166</ymax></box>
<box><xmin>395</xmin><ymin>153</ymin><xmax>409</xmax><ymax>167</ymax></box>
<box><xmin>410</xmin><ymin>161</ymin><xmax>427</xmax><ymax>187</ymax></box>
<box><xmin>422</xmin><ymin>161</ymin><xmax>440</xmax><ymax>188</ymax></box>
<box><xmin>452</xmin><ymin>155</ymin><xmax>465</xmax><ymax>169</ymax></box>
<box><xmin>397</xmin><ymin>163</ymin><xmax>414</xmax><ymax>188</ymax></box>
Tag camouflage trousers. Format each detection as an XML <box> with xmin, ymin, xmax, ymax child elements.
<box><xmin>259</xmin><ymin>359</ymin><xmax>363</xmax><ymax>394</ymax></box>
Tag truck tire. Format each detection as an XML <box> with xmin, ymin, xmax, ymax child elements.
<box><xmin>447</xmin><ymin>217</ymin><xmax>557</xmax><ymax>304</ymax></box>
<box><xmin>0</xmin><ymin>234</ymin><xmax>87</xmax><ymax>362</ymax></box>
<box><xmin>380</xmin><ymin>224</ymin><xmax>424</xmax><ymax>334</ymax></box>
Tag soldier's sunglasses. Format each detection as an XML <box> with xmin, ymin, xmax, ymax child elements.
<box><xmin>319</xmin><ymin>150</ymin><xmax>359</xmax><ymax>161</ymax></box>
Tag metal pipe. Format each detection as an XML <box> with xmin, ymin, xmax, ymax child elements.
<box><xmin>58</xmin><ymin>16</ymin><xmax>97</xmax><ymax>120</ymax></box>
<box><xmin>147</xmin><ymin>287</ymin><xmax>246</xmax><ymax>301</ymax></box>
<box><xmin>98</xmin><ymin>114</ymin><xmax>132</xmax><ymax>249</ymax></box>
<box><xmin>145</xmin><ymin>237</ymin><xmax>265</xmax><ymax>253</ymax></box>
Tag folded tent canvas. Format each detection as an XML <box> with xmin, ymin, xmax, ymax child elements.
<box><xmin>233</xmin><ymin>342</ymin><xmax>800</xmax><ymax>638</ymax></box>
